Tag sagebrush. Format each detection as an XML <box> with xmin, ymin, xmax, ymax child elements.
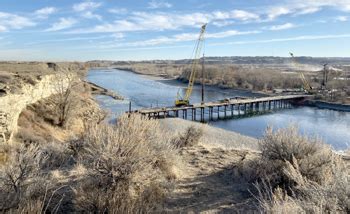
<box><xmin>0</xmin><ymin>115</ymin><xmax>179</xmax><ymax>213</ymax></box>
<box><xmin>243</xmin><ymin>126</ymin><xmax>350</xmax><ymax>213</ymax></box>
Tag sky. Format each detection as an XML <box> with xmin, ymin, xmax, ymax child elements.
<box><xmin>0</xmin><ymin>0</ymin><xmax>350</xmax><ymax>61</ymax></box>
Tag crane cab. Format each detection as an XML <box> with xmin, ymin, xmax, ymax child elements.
<box><xmin>175</xmin><ymin>99</ymin><xmax>190</xmax><ymax>107</ymax></box>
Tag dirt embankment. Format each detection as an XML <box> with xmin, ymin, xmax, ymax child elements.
<box><xmin>159</xmin><ymin>118</ymin><xmax>260</xmax><ymax>212</ymax></box>
<box><xmin>159</xmin><ymin>118</ymin><xmax>350</xmax><ymax>213</ymax></box>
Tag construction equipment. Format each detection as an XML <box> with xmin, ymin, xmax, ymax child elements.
<box><xmin>289</xmin><ymin>52</ymin><xmax>313</xmax><ymax>93</ymax></box>
<box><xmin>175</xmin><ymin>24</ymin><xmax>207</xmax><ymax>106</ymax></box>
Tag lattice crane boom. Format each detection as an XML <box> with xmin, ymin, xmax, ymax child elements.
<box><xmin>175</xmin><ymin>24</ymin><xmax>207</xmax><ymax>106</ymax></box>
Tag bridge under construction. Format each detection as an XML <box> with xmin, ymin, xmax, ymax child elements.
<box><xmin>131</xmin><ymin>95</ymin><xmax>311</xmax><ymax>122</ymax></box>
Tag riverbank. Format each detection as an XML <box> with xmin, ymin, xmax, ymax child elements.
<box><xmin>85</xmin><ymin>81</ymin><xmax>124</xmax><ymax>100</ymax></box>
<box><xmin>111</xmin><ymin>67</ymin><xmax>268</xmax><ymax>98</ymax></box>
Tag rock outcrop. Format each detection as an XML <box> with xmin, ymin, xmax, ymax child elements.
<box><xmin>0</xmin><ymin>74</ymin><xmax>70</xmax><ymax>143</ymax></box>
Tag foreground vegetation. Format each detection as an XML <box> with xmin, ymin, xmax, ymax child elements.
<box><xmin>1</xmin><ymin>117</ymin><xmax>348</xmax><ymax>213</ymax></box>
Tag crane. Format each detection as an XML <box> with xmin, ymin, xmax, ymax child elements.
<box><xmin>289</xmin><ymin>52</ymin><xmax>313</xmax><ymax>93</ymax></box>
<box><xmin>175</xmin><ymin>24</ymin><xmax>207</xmax><ymax>106</ymax></box>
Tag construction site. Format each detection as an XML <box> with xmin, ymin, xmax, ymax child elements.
<box><xmin>121</xmin><ymin>24</ymin><xmax>350</xmax><ymax>122</ymax></box>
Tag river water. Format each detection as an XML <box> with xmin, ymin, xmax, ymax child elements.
<box><xmin>87</xmin><ymin>69</ymin><xmax>350</xmax><ymax>151</ymax></box>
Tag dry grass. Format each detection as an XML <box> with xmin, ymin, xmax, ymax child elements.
<box><xmin>241</xmin><ymin>126</ymin><xmax>350</xmax><ymax>213</ymax></box>
<box><xmin>1</xmin><ymin>115</ymin><xmax>180</xmax><ymax>213</ymax></box>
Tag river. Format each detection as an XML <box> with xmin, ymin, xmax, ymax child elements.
<box><xmin>87</xmin><ymin>69</ymin><xmax>350</xmax><ymax>151</ymax></box>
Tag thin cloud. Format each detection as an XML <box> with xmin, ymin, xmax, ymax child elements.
<box><xmin>265</xmin><ymin>0</ymin><xmax>350</xmax><ymax>20</ymax></box>
<box><xmin>73</xmin><ymin>1</ymin><xmax>103</xmax><ymax>20</ymax></box>
<box><xmin>108</xmin><ymin>8</ymin><xmax>128</xmax><ymax>15</ymax></box>
<box><xmin>68</xmin><ymin>10</ymin><xmax>260</xmax><ymax>34</ymax></box>
<box><xmin>35</xmin><ymin>7</ymin><xmax>57</xmax><ymax>19</ymax></box>
<box><xmin>230</xmin><ymin>10</ymin><xmax>259</xmax><ymax>20</ymax></box>
<box><xmin>0</xmin><ymin>12</ymin><xmax>36</xmax><ymax>31</ymax></box>
<box><xmin>0</xmin><ymin>25</ymin><xmax>6</xmax><ymax>32</ymax></box>
<box><xmin>148</xmin><ymin>0</ymin><xmax>172</xmax><ymax>9</ymax></box>
<box><xmin>81</xmin><ymin>11</ymin><xmax>102</xmax><ymax>20</ymax></box>
<box><xmin>73</xmin><ymin>1</ymin><xmax>102</xmax><ymax>12</ymax></box>
<box><xmin>269</xmin><ymin>23</ymin><xmax>296</xmax><ymax>31</ymax></box>
<box><xmin>95</xmin><ymin>30</ymin><xmax>260</xmax><ymax>49</ymax></box>
<box><xmin>212</xmin><ymin>20</ymin><xmax>235</xmax><ymax>27</ymax></box>
<box><xmin>46</xmin><ymin>18</ymin><xmax>77</xmax><ymax>31</ymax></box>
<box><xmin>334</xmin><ymin>16</ymin><xmax>348</xmax><ymax>22</ymax></box>
<box><xmin>26</xmin><ymin>35</ymin><xmax>110</xmax><ymax>45</ymax></box>
<box><xmin>112</xmin><ymin>33</ymin><xmax>124</xmax><ymax>39</ymax></box>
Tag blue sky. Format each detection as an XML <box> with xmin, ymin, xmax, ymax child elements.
<box><xmin>0</xmin><ymin>0</ymin><xmax>350</xmax><ymax>61</ymax></box>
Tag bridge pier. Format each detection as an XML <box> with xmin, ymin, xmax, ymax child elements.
<box><xmin>217</xmin><ymin>106</ymin><xmax>220</xmax><ymax>120</ymax></box>
<box><xmin>200</xmin><ymin>107</ymin><xmax>204</xmax><ymax>122</ymax></box>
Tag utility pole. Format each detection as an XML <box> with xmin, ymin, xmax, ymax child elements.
<box><xmin>323</xmin><ymin>63</ymin><xmax>328</xmax><ymax>88</ymax></box>
<box><xmin>128</xmin><ymin>101</ymin><xmax>132</xmax><ymax>118</ymax></box>
<box><xmin>201</xmin><ymin>53</ymin><xmax>205</xmax><ymax>105</ymax></box>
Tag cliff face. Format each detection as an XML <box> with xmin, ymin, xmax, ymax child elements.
<box><xmin>0</xmin><ymin>74</ymin><xmax>70</xmax><ymax>143</ymax></box>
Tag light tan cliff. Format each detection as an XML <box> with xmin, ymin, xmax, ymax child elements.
<box><xmin>0</xmin><ymin>74</ymin><xmax>72</xmax><ymax>143</ymax></box>
<box><xmin>0</xmin><ymin>62</ymin><xmax>87</xmax><ymax>143</ymax></box>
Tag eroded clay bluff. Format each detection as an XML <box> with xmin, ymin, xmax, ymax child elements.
<box><xmin>0</xmin><ymin>62</ymin><xmax>87</xmax><ymax>143</ymax></box>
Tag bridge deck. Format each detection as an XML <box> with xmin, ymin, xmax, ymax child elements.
<box><xmin>136</xmin><ymin>95</ymin><xmax>311</xmax><ymax>114</ymax></box>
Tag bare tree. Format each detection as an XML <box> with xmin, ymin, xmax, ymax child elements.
<box><xmin>52</xmin><ymin>67</ymin><xmax>79</xmax><ymax>127</ymax></box>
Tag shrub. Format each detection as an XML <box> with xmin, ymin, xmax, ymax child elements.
<box><xmin>258</xmin><ymin>126</ymin><xmax>334</xmax><ymax>187</ymax></box>
<box><xmin>172</xmin><ymin>126</ymin><xmax>203</xmax><ymax>148</ymax></box>
<box><xmin>73</xmin><ymin>115</ymin><xmax>178</xmax><ymax>212</ymax></box>
<box><xmin>1</xmin><ymin>115</ymin><xmax>180</xmax><ymax>213</ymax></box>
<box><xmin>0</xmin><ymin>144</ymin><xmax>51</xmax><ymax>212</ymax></box>
<box><xmin>249</xmin><ymin>126</ymin><xmax>350</xmax><ymax>213</ymax></box>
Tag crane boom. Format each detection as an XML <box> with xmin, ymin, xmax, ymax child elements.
<box><xmin>289</xmin><ymin>52</ymin><xmax>313</xmax><ymax>92</ymax></box>
<box><xmin>175</xmin><ymin>24</ymin><xmax>207</xmax><ymax>106</ymax></box>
